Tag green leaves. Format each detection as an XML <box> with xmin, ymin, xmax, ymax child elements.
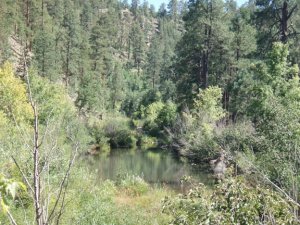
<box><xmin>29</xmin><ymin>71</ymin><xmax>75</xmax><ymax>124</ymax></box>
<box><xmin>194</xmin><ymin>87</ymin><xmax>225</xmax><ymax>122</ymax></box>
<box><xmin>0</xmin><ymin>62</ymin><xmax>33</xmax><ymax>124</ymax></box>
<box><xmin>0</xmin><ymin>174</ymin><xmax>26</xmax><ymax>214</ymax></box>
<box><xmin>163</xmin><ymin>177</ymin><xmax>298</xmax><ymax>224</ymax></box>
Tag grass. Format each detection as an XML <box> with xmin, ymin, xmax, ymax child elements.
<box><xmin>2</xmin><ymin>165</ymin><xmax>174</xmax><ymax>225</ymax></box>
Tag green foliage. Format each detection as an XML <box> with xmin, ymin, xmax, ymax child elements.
<box><xmin>88</xmin><ymin>115</ymin><xmax>137</xmax><ymax>148</ymax></box>
<box><xmin>0</xmin><ymin>62</ymin><xmax>32</xmax><ymax>124</ymax></box>
<box><xmin>76</xmin><ymin>71</ymin><xmax>109</xmax><ymax>113</ymax></box>
<box><xmin>174</xmin><ymin>0</ymin><xmax>236</xmax><ymax>103</ymax></box>
<box><xmin>111</xmin><ymin>130</ymin><xmax>137</xmax><ymax>148</ymax></box>
<box><xmin>233</xmin><ymin>43</ymin><xmax>300</xmax><ymax>195</ymax></box>
<box><xmin>141</xmin><ymin>101</ymin><xmax>165</xmax><ymax>135</ymax></box>
<box><xmin>0</xmin><ymin>63</ymin><xmax>34</xmax><ymax>163</ymax></box>
<box><xmin>141</xmin><ymin>100</ymin><xmax>177</xmax><ymax>136</ymax></box>
<box><xmin>170</xmin><ymin>87</ymin><xmax>225</xmax><ymax>158</ymax></box>
<box><xmin>0</xmin><ymin>174</ymin><xmax>26</xmax><ymax>214</ymax></box>
<box><xmin>129</xmin><ymin>21</ymin><xmax>146</xmax><ymax>74</ymax></box>
<box><xmin>163</xmin><ymin>177</ymin><xmax>298</xmax><ymax>224</ymax></box>
<box><xmin>138</xmin><ymin>135</ymin><xmax>158</xmax><ymax>149</ymax></box>
<box><xmin>215</xmin><ymin>120</ymin><xmax>258</xmax><ymax>155</ymax></box>
<box><xmin>2</xmin><ymin>0</ymin><xmax>300</xmax><ymax>224</ymax></box>
<box><xmin>0</xmin><ymin>111</ymin><xmax>9</xmax><ymax>140</ymax></box>
<box><xmin>116</xmin><ymin>174</ymin><xmax>149</xmax><ymax>196</ymax></box>
<box><xmin>121</xmin><ymin>70</ymin><xmax>146</xmax><ymax>116</ymax></box>
<box><xmin>156</xmin><ymin>101</ymin><xmax>177</xmax><ymax>127</ymax></box>
<box><xmin>194</xmin><ymin>87</ymin><xmax>225</xmax><ymax>122</ymax></box>
<box><xmin>68</xmin><ymin>169</ymin><xmax>170</xmax><ymax>225</ymax></box>
<box><xmin>30</xmin><ymin>71</ymin><xmax>76</xmax><ymax>124</ymax></box>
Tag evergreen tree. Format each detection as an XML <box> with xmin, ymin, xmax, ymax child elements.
<box><xmin>129</xmin><ymin>21</ymin><xmax>146</xmax><ymax>75</ymax></box>
<box><xmin>109</xmin><ymin>62</ymin><xmax>126</xmax><ymax>110</ymax></box>
<box><xmin>174</xmin><ymin>0</ymin><xmax>234</xmax><ymax>104</ymax></box>
<box><xmin>60</xmin><ymin>0</ymin><xmax>82</xmax><ymax>87</ymax></box>
<box><xmin>255</xmin><ymin>0</ymin><xmax>299</xmax><ymax>54</ymax></box>
<box><xmin>32</xmin><ymin>2</ymin><xmax>58</xmax><ymax>80</ymax></box>
<box><xmin>158</xmin><ymin>3</ymin><xmax>167</xmax><ymax>18</ymax></box>
<box><xmin>80</xmin><ymin>0</ymin><xmax>93</xmax><ymax>32</ymax></box>
<box><xmin>231</xmin><ymin>6</ymin><xmax>257</xmax><ymax>62</ymax></box>
<box><xmin>146</xmin><ymin>35</ymin><xmax>163</xmax><ymax>89</ymax></box>
<box><xmin>89</xmin><ymin>8</ymin><xmax>117</xmax><ymax>77</ymax></box>
<box><xmin>131</xmin><ymin>0</ymin><xmax>140</xmax><ymax>18</ymax></box>
<box><xmin>168</xmin><ymin>0</ymin><xmax>179</xmax><ymax>21</ymax></box>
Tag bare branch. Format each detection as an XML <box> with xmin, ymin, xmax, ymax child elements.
<box><xmin>11</xmin><ymin>156</ymin><xmax>34</xmax><ymax>194</ymax></box>
<box><xmin>11</xmin><ymin>112</ymin><xmax>32</xmax><ymax>148</ymax></box>
<box><xmin>22</xmin><ymin>49</ymin><xmax>44</xmax><ymax>225</ymax></box>
<box><xmin>47</xmin><ymin>142</ymin><xmax>79</xmax><ymax>223</ymax></box>
<box><xmin>287</xmin><ymin>5</ymin><xmax>297</xmax><ymax>20</ymax></box>
<box><xmin>39</xmin><ymin>139</ymin><xmax>58</xmax><ymax>177</ymax></box>
<box><xmin>7</xmin><ymin>209</ymin><xmax>18</xmax><ymax>225</ymax></box>
<box><xmin>55</xmin><ymin>178</ymin><xmax>69</xmax><ymax>225</ymax></box>
<box><xmin>238</xmin><ymin>153</ymin><xmax>300</xmax><ymax>208</ymax></box>
<box><xmin>37</xmin><ymin>109</ymin><xmax>54</xmax><ymax>149</ymax></box>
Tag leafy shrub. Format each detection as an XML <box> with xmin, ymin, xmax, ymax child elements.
<box><xmin>138</xmin><ymin>135</ymin><xmax>158</xmax><ymax>149</ymax></box>
<box><xmin>156</xmin><ymin>101</ymin><xmax>177</xmax><ymax>128</ymax></box>
<box><xmin>0</xmin><ymin>62</ymin><xmax>32</xmax><ymax>124</ymax></box>
<box><xmin>142</xmin><ymin>101</ymin><xmax>165</xmax><ymax>136</ymax></box>
<box><xmin>163</xmin><ymin>177</ymin><xmax>298</xmax><ymax>225</ymax></box>
<box><xmin>0</xmin><ymin>173</ymin><xmax>27</xmax><ymax>222</ymax></box>
<box><xmin>116</xmin><ymin>174</ymin><xmax>149</xmax><ymax>196</ymax></box>
<box><xmin>30</xmin><ymin>71</ymin><xmax>75</xmax><ymax>124</ymax></box>
<box><xmin>88</xmin><ymin>115</ymin><xmax>137</xmax><ymax>148</ymax></box>
<box><xmin>111</xmin><ymin>129</ymin><xmax>137</xmax><ymax>148</ymax></box>
<box><xmin>168</xmin><ymin>87</ymin><xmax>225</xmax><ymax>159</ymax></box>
<box><xmin>140</xmin><ymin>89</ymin><xmax>162</xmax><ymax>109</ymax></box>
<box><xmin>142</xmin><ymin>101</ymin><xmax>177</xmax><ymax>136</ymax></box>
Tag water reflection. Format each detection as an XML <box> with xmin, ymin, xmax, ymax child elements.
<box><xmin>84</xmin><ymin>148</ymin><xmax>211</xmax><ymax>190</ymax></box>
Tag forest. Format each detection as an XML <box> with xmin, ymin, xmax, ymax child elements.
<box><xmin>0</xmin><ymin>0</ymin><xmax>300</xmax><ymax>224</ymax></box>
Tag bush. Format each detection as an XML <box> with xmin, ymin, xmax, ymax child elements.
<box><xmin>156</xmin><ymin>101</ymin><xmax>177</xmax><ymax>128</ymax></box>
<box><xmin>163</xmin><ymin>177</ymin><xmax>298</xmax><ymax>225</ymax></box>
<box><xmin>116</xmin><ymin>174</ymin><xmax>149</xmax><ymax>196</ymax></box>
<box><xmin>111</xmin><ymin>129</ymin><xmax>137</xmax><ymax>148</ymax></box>
<box><xmin>167</xmin><ymin>87</ymin><xmax>225</xmax><ymax>159</ymax></box>
<box><xmin>138</xmin><ymin>135</ymin><xmax>158</xmax><ymax>149</ymax></box>
<box><xmin>142</xmin><ymin>101</ymin><xmax>177</xmax><ymax>137</ymax></box>
<box><xmin>88</xmin><ymin>115</ymin><xmax>137</xmax><ymax>149</ymax></box>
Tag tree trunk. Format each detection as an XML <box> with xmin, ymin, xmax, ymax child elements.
<box><xmin>33</xmin><ymin>104</ymin><xmax>43</xmax><ymax>225</ymax></box>
<box><xmin>281</xmin><ymin>1</ymin><xmax>288</xmax><ymax>43</ymax></box>
<box><xmin>201</xmin><ymin>51</ymin><xmax>208</xmax><ymax>88</ymax></box>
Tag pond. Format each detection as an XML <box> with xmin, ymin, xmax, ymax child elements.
<box><xmin>84</xmin><ymin>148</ymin><xmax>212</xmax><ymax>191</ymax></box>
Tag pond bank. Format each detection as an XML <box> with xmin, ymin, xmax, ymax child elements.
<box><xmin>82</xmin><ymin>148</ymin><xmax>213</xmax><ymax>192</ymax></box>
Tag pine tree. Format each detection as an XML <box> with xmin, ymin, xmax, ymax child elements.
<box><xmin>109</xmin><ymin>62</ymin><xmax>125</xmax><ymax>110</ymax></box>
<box><xmin>129</xmin><ymin>21</ymin><xmax>146</xmax><ymax>75</ymax></box>
<box><xmin>231</xmin><ymin>5</ymin><xmax>257</xmax><ymax>62</ymax></box>
<box><xmin>146</xmin><ymin>35</ymin><xmax>163</xmax><ymax>89</ymax></box>
<box><xmin>89</xmin><ymin>8</ymin><xmax>117</xmax><ymax>77</ymax></box>
<box><xmin>60</xmin><ymin>0</ymin><xmax>82</xmax><ymax>87</ymax></box>
<box><xmin>168</xmin><ymin>0</ymin><xmax>179</xmax><ymax>21</ymax></box>
<box><xmin>255</xmin><ymin>0</ymin><xmax>299</xmax><ymax>54</ymax></box>
<box><xmin>174</xmin><ymin>0</ymin><xmax>234</xmax><ymax>104</ymax></box>
<box><xmin>158</xmin><ymin>3</ymin><xmax>167</xmax><ymax>18</ymax></box>
<box><xmin>80</xmin><ymin>0</ymin><xmax>93</xmax><ymax>32</ymax></box>
<box><xmin>32</xmin><ymin>1</ymin><xmax>58</xmax><ymax>80</ymax></box>
<box><xmin>131</xmin><ymin>0</ymin><xmax>140</xmax><ymax>18</ymax></box>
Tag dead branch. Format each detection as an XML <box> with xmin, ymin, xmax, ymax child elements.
<box><xmin>47</xmin><ymin>142</ymin><xmax>79</xmax><ymax>224</ymax></box>
<box><xmin>11</xmin><ymin>156</ymin><xmax>34</xmax><ymax>194</ymax></box>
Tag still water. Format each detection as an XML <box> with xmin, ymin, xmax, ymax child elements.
<box><xmin>84</xmin><ymin>148</ymin><xmax>211</xmax><ymax>190</ymax></box>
